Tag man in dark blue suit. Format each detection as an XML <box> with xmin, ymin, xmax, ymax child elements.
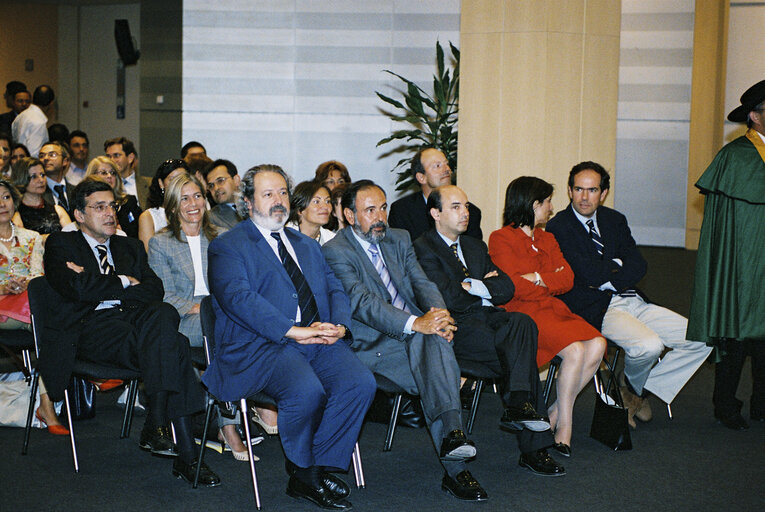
<box><xmin>203</xmin><ymin>164</ymin><xmax>375</xmax><ymax>511</ymax></box>
<box><xmin>546</xmin><ymin>162</ymin><xmax>711</xmax><ymax>427</ymax></box>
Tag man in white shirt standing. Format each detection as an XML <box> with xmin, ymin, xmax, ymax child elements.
<box><xmin>12</xmin><ymin>85</ymin><xmax>55</xmax><ymax>157</ymax></box>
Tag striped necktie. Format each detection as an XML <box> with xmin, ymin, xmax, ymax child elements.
<box><xmin>96</xmin><ymin>244</ymin><xmax>114</xmax><ymax>275</ymax></box>
<box><xmin>450</xmin><ymin>243</ymin><xmax>470</xmax><ymax>278</ymax></box>
<box><xmin>368</xmin><ymin>243</ymin><xmax>409</xmax><ymax>312</ymax></box>
<box><xmin>586</xmin><ymin>219</ymin><xmax>604</xmax><ymax>257</ymax></box>
<box><xmin>271</xmin><ymin>232</ymin><xmax>320</xmax><ymax>326</ymax></box>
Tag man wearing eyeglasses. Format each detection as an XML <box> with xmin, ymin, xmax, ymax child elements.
<box><xmin>39</xmin><ymin>141</ymin><xmax>75</xmax><ymax>216</ymax></box>
<box><xmin>203</xmin><ymin>158</ymin><xmax>244</xmax><ymax>229</ymax></box>
<box><xmin>40</xmin><ymin>179</ymin><xmax>221</xmax><ymax>487</ymax></box>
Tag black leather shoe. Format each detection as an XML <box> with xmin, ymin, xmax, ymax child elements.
<box><xmin>439</xmin><ymin>429</ymin><xmax>477</xmax><ymax>461</ymax></box>
<box><xmin>286</xmin><ymin>475</ymin><xmax>352</xmax><ymax>510</ymax></box>
<box><xmin>139</xmin><ymin>424</ymin><xmax>177</xmax><ymax>457</ymax></box>
<box><xmin>552</xmin><ymin>442</ymin><xmax>571</xmax><ymax>457</ymax></box>
<box><xmin>519</xmin><ymin>449</ymin><xmax>566</xmax><ymax>476</ymax></box>
<box><xmin>321</xmin><ymin>471</ymin><xmax>351</xmax><ymax>499</ymax></box>
<box><xmin>172</xmin><ymin>457</ymin><xmax>221</xmax><ymax>487</ymax></box>
<box><xmin>441</xmin><ymin>470</ymin><xmax>489</xmax><ymax>502</ymax></box>
<box><xmin>716</xmin><ymin>412</ymin><xmax>749</xmax><ymax>430</ymax></box>
<box><xmin>500</xmin><ymin>403</ymin><xmax>551</xmax><ymax>432</ymax></box>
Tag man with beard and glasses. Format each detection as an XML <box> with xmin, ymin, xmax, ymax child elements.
<box><xmin>322</xmin><ymin>179</ymin><xmax>488</xmax><ymax>502</ymax></box>
<box><xmin>203</xmin><ymin>164</ymin><xmax>375</xmax><ymax>511</ymax></box>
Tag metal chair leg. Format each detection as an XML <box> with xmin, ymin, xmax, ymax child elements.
<box><xmin>193</xmin><ymin>395</ymin><xmax>216</xmax><ymax>489</ymax></box>
<box><xmin>120</xmin><ymin>379</ymin><xmax>138</xmax><ymax>439</ymax></box>
<box><xmin>22</xmin><ymin>371</ymin><xmax>40</xmax><ymax>455</ymax></box>
<box><xmin>466</xmin><ymin>379</ymin><xmax>484</xmax><ymax>435</ymax></box>
<box><xmin>383</xmin><ymin>393</ymin><xmax>402</xmax><ymax>452</ymax></box>
<box><xmin>63</xmin><ymin>388</ymin><xmax>79</xmax><ymax>472</ymax></box>
<box><xmin>351</xmin><ymin>442</ymin><xmax>365</xmax><ymax>488</ymax></box>
<box><xmin>241</xmin><ymin>398</ymin><xmax>262</xmax><ymax>510</ymax></box>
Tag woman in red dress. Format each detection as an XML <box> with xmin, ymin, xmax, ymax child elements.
<box><xmin>489</xmin><ymin>177</ymin><xmax>605</xmax><ymax>455</ymax></box>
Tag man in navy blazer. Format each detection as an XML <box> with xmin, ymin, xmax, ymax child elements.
<box><xmin>389</xmin><ymin>148</ymin><xmax>482</xmax><ymax>241</ymax></box>
<box><xmin>546</xmin><ymin>162</ymin><xmax>711</xmax><ymax>426</ymax></box>
<box><xmin>323</xmin><ymin>180</ymin><xmax>487</xmax><ymax>502</ymax></box>
<box><xmin>203</xmin><ymin>165</ymin><xmax>375</xmax><ymax>511</ymax></box>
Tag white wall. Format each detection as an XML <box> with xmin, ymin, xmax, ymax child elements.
<box><xmin>614</xmin><ymin>0</ymin><xmax>695</xmax><ymax>247</ymax></box>
<box><xmin>724</xmin><ymin>2</ymin><xmax>765</xmax><ymax>144</ymax></box>
<box><xmin>58</xmin><ymin>3</ymin><xmax>141</xmax><ymax>155</ymax></box>
<box><xmin>181</xmin><ymin>0</ymin><xmax>459</xmax><ymax>198</ymax></box>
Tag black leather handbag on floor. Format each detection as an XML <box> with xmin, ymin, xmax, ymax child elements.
<box><xmin>366</xmin><ymin>390</ymin><xmax>425</xmax><ymax>428</ymax></box>
<box><xmin>66</xmin><ymin>376</ymin><xmax>96</xmax><ymax>421</ymax></box>
<box><xmin>590</xmin><ymin>385</ymin><xmax>632</xmax><ymax>451</ymax></box>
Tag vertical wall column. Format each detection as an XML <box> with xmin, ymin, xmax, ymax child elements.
<box><xmin>685</xmin><ymin>1</ymin><xmax>729</xmax><ymax>250</ymax></box>
<box><xmin>458</xmin><ymin>0</ymin><xmax>621</xmax><ymax>236</ymax></box>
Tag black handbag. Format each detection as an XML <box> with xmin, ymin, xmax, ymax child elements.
<box><xmin>66</xmin><ymin>376</ymin><xmax>97</xmax><ymax>421</ymax></box>
<box><xmin>589</xmin><ymin>384</ymin><xmax>632</xmax><ymax>451</ymax></box>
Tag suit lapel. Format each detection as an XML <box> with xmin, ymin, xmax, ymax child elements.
<box><xmin>427</xmin><ymin>230</ymin><xmax>467</xmax><ymax>278</ymax></box>
<box><xmin>109</xmin><ymin>235</ymin><xmax>134</xmax><ymax>275</ymax></box>
<box><xmin>177</xmin><ymin>232</ymin><xmax>196</xmax><ymax>283</ymax></box>
<box><xmin>565</xmin><ymin>205</ymin><xmax>601</xmax><ymax>258</ymax></box>
<box><xmin>245</xmin><ymin>221</ymin><xmax>294</xmax><ymax>290</ymax></box>
<box><xmin>340</xmin><ymin>228</ymin><xmax>388</xmax><ymax>294</ymax></box>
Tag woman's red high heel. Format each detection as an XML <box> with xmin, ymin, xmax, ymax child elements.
<box><xmin>35</xmin><ymin>408</ymin><xmax>69</xmax><ymax>435</ymax></box>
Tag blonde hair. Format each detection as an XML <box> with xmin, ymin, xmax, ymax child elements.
<box><xmin>85</xmin><ymin>156</ymin><xmax>126</xmax><ymax>204</ymax></box>
<box><xmin>163</xmin><ymin>172</ymin><xmax>218</xmax><ymax>242</ymax></box>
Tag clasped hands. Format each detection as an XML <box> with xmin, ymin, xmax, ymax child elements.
<box><xmin>287</xmin><ymin>322</ymin><xmax>346</xmax><ymax>345</ymax></box>
<box><xmin>1</xmin><ymin>275</ymin><xmax>28</xmax><ymax>295</ymax></box>
<box><xmin>413</xmin><ymin>307</ymin><xmax>456</xmax><ymax>341</ymax></box>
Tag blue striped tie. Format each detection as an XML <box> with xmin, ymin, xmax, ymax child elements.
<box><xmin>271</xmin><ymin>232</ymin><xmax>320</xmax><ymax>326</ymax></box>
<box><xmin>586</xmin><ymin>219</ymin><xmax>604</xmax><ymax>257</ymax></box>
<box><xmin>368</xmin><ymin>244</ymin><xmax>409</xmax><ymax>312</ymax></box>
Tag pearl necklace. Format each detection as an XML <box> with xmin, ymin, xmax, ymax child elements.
<box><xmin>0</xmin><ymin>223</ymin><xmax>15</xmax><ymax>243</ymax></box>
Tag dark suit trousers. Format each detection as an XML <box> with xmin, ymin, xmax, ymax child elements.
<box><xmin>713</xmin><ymin>339</ymin><xmax>765</xmax><ymax>417</ymax></box>
<box><xmin>260</xmin><ymin>340</ymin><xmax>376</xmax><ymax>470</ymax></box>
<box><xmin>77</xmin><ymin>301</ymin><xmax>204</xmax><ymax>419</ymax></box>
<box><xmin>454</xmin><ymin>307</ymin><xmax>553</xmax><ymax>452</ymax></box>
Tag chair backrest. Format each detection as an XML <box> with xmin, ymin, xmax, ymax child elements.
<box><xmin>199</xmin><ymin>295</ymin><xmax>215</xmax><ymax>366</ymax></box>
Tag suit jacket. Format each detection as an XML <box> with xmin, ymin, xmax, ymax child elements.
<box><xmin>322</xmin><ymin>226</ymin><xmax>446</xmax><ymax>371</ymax></box>
<box><xmin>413</xmin><ymin>229</ymin><xmax>514</xmax><ymax>318</ymax></box>
<box><xmin>389</xmin><ymin>191</ymin><xmax>483</xmax><ymax>241</ymax></box>
<box><xmin>43</xmin><ymin>181</ymin><xmax>75</xmax><ymax>216</ymax></box>
<box><xmin>546</xmin><ymin>204</ymin><xmax>647</xmax><ymax>330</ymax></box>
<box><xmin>39</xmin><ymin>231</ymin><xmax>164</xmax><ymax>400</ymax></box>
<box><xmin>201</xmin><ymin>220</ymin><xmax>352</xmax><ymax>401</ymax></box>
<box><xmin>208</xmin><ymin>203</ymin><xmax>244</xmax><ymax>230</ymax></box>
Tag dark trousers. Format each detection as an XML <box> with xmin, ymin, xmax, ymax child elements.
<box><xmin>261</xmin><ymin>340</ymin><xmax>376</xmax><ymax>470</ymax></box>
<box><xmin>713</xmin><ymin>339</ymin><xmax>765</xmax><ymax>417</ymax></box>
<box><xmin>454</xmin><ymin>307</ymin><xmax>553</xmax><ymax>452</ymax></box>
<box><xmin>77</xmin><ymin>301</ymin><xmax>204</xmax><ymax>420</ymax></box>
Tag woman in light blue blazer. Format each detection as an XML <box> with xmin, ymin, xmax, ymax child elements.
<box><xmin>149</xmin><ymin>172</ymin><xmax>256</xmax><ymax>461</ymax></box>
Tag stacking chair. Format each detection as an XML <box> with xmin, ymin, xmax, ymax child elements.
<box><xmin>543</xmin><ymin>341</ymin><xmax>623</xmax><ymax>406</ymax></box>
<box><xmin>373</xmin><ymin>373</ymin><xmax>416</xmax><ymax>452</ymax></box>
<box><xmin>22</xmin><ymin>276</ymin><xmax>142</xmax><ymax>472</ymax></box>
<box><xmin>456</xmin><ymin>359</ymin><xmax>502</xmax><ymax>434</ymax></box>
<box><xmin>194</xmin><ymin>296</ymin><xmax>365</xmax><ymax>509</ymax></box>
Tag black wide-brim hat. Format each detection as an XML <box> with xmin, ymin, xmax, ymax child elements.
<box><xmin>728</xmin><ymin>79</ymin><xmax>765</xmax><ymax>123</ymax></box>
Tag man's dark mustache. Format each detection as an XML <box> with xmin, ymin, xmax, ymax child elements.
<box><xmin>270</xmin><ymin>205</ymin><xmax>288</xmax><ymax>215</ymax></box>
<box><xmin>368</xmin><ymin>221</ymin><xmax>386</xmax><ymax>232</ymax></box>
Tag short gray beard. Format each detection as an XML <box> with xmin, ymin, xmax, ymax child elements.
<box><xmin>353</xmin><ymin>220</ymin><xmax>387</xmax><ymax>244</ymax></box>
<box><xmin>251</xmin><ymin>204</ymin><xmax>288</xmax><ymax>231</ymax></box>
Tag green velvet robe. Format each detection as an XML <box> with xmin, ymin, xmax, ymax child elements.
<box><xmin>687</xmin><ymin>133</ymin><xmax>765</xmax><ymax>344</ymax></box>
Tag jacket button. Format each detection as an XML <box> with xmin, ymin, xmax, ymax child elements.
<box><xmin>292</xmin><ymin>293</ymin><xmax>297</xmax><ymax>298</ymax></box>
<box><xmin>376</xmin><ymin>352</ymin><xmax>382</xmax><ymax>357</ymax></box>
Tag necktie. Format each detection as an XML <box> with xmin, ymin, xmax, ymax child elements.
<box><xmin>96</xmin><ymin>245</ymin><xmax>114</xmax><ymax>275</ymax></box>
<box><xmin>54</xmin><ymin>184</ymin><xmax>69</xmax><ymax>212</ymax></box>
<box><xmin>270</xmin><ymin>232</ymin><xmax>319</xmax><ymax>326</ymax></box>
<box><xmin>368</xmin><ymin>244</ymin><xmax>409</xmax><ymax>312</ymax></box>
<box><xmin>450</xmin><ymin>243</ymin><xmax>470</xmax><ymax>278</ymax></box>
<box><xmin>586</xmin><ymin>219</ymin><xmax>604</xmax><ymax>257</ymax></box>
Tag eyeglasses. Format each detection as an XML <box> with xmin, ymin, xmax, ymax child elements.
<box><xmin>96</xmin><ymin>169</ymin><xmax>118</xmax><ymax>177</ymax></box>
<box><xmin>38</xmin><ymin>151</ymin><xmax>60</xmax><ymax>159</ymax></box>
<box><xmin>85</xmin><ymin>202</ymin><xmax>118</xmax><ymax>213</ymax></box>
<box><xmin>208</xmin><ymin>176</ymin><xmax>230</xmax><ymax>188</ymax></box>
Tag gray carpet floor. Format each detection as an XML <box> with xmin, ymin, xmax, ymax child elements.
<box><xmin>1</xmin><ymin>246</ymin><xmax>763</xmax><ymax>511</ymax></box>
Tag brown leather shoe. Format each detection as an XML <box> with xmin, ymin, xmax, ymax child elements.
<box><xmin>620</xmin><ymin>387</ymin><xmax>639</xmax><ymax>429</ymax></box>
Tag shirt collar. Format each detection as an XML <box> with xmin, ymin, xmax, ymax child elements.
<box><xmin>81</xmin><ymin>230</ymin><xmax>111</xmax><ymax>250</ymax></box>
<box><xmin>46</xmin><ymin>176</ymin><xmax>65</xmax><ymax>190</ymax></box>
<box><xmin>250</xmin><ymin>218</ymin><xmax>286</xmax><ymax>241</ymax></box>
<box><xmin>350</xmin><ymin>227</ymin><xmax>374</xmax><ymax>253</ymax></box>
<box><xmin>571</xmin><ymin>205</ymin><xmax>599</xmax><ymax>231</ymax></box>
<box><xmin>436</xmin><ymin>230</ymin><xmax>459</xmax><ymax>248</ymax></box>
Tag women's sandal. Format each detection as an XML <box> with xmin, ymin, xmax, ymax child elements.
<box><xmin>251</xmin><ymin>407</ymin><xmax>278</xmax><ymax>435</ymax></box>
<box><xmin>36</xmin><ymin>408</ymin><xmax>69</xmax><ymax>436</ymax></box>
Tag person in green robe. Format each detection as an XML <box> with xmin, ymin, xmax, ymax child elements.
<box><xmin>687</xmin><ymin>79</ymin><xmax>765</xmax><ymax>431</ymax></box>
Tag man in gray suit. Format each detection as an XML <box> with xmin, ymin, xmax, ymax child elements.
<box><xmin>323</xmin><ymin>180</ymin><xmax>487</xmax><ymax>502</ymax></box>
<box><xmin>203</xmin><ymin>159</ymin><xmax>244</xmax><ymax>229</ymax></box>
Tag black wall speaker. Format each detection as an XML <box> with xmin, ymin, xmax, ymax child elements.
<box><xmin>114</xmin><ymin>19</ymin><xmax>140</xmax><ymax>66</ymax></box>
